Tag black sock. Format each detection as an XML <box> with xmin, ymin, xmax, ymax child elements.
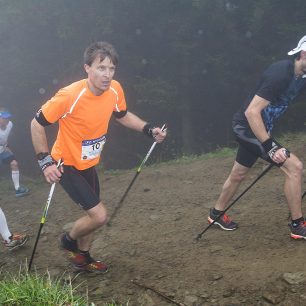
<box><xmin>79</xmin><ymin>250</ymin><xmax>90</xmax><ymax>255</ymax></box>
<box><xmin>79</xmin><ymin>250</ymin><xmax>91</xmax><ymax>261</ymax></box>
<box><xmin>63</xmin><ymin>233</ymin><xmax>78</xmax><ymax>251</ymax></box>
<box><xmin>66</xmin><ymin>233</ymin><xmax>77</xmax><ymax>243</ymax></box>
<box><xmin>213</xmin><ymin>208</ymin><xmax>223</xmax><ymax>215</ymax></box>
<box><xmin>291</xmin><ymin>217</ymin><xmax>304</xmax><ymax>227</ymax></box>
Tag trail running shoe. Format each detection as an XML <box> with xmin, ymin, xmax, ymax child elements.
<box><xmin>15</xmin><ymin>186</ymin><xmax>30</xmax><ymax>197</ymax></box>
<box><xmin>289</xmin><ymin>221</ymin><xmax>306</xmax><ymax>239</ymax></box>
<box><xmin>4</xmin><ymin>233</ymin><xmax>28</xmax><ymax>251</ymax></box>
<box><xmin>208</xmin><ymin>208</ymin><xmax>238</xmax><ymax>231</ymax></box>
<box><xmin>73</xmin><ymin>256</ymin><xmax>109</xmax><ymax>274</ymax></box>
<box><xmin>59</xmin><ymin>233</ymin><xmax>108</xmax><ymax>273</ymax></box>
<box><xmin>66</xmin><ymin>251</ymin><xmax>90</xmax><ymax>266</ymax></box>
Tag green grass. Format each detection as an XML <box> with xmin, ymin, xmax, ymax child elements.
<box><xmin>202</xmin><ymin>146</ymin><xmax>236</xmax><ymax>158</ymax></box>
<box><xmin>154</xmin><ymin>146</ymin><xmax>236</xmax><ymax>166</ymax></box>
<box><xmin>0</xmin><ymin>267</ymin><xmax>130</xmax><ymax>306</ymax></box>
<box><xmin>0</xmin><ymin>268</ymin><xmax>90</xmax><ymax>306</ymax></box>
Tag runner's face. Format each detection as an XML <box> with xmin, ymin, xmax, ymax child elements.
<box><xmin>85</xmin><ymin>56</ymin><xmax>116</xmax><ymax>95</ymax></box>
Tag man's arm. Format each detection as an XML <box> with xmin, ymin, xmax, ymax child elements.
<box><xmin>244</xmin><ymin>95</ymin><xmax>270</xmax><ymax>142</ymax></box>
<box><xmin>31</xmin><ymin>118</ymin><xmax>50</xmax><ymax>154</ymax></box>
<box><xmin>30</xmin><ymin>118</ymin><xmax>62</xmax><ymax>183</ymax></box>
<box><xmin>115</xmin><ymin>111</ymin><xmax>166</xmax><ymax>143</ymax></box>
<box><xmin>245</xmin><ymin>95</ymin><xmax>288</xmax><ymax>164</ymax></box>
<box><xmin>115</xmin><ymin>111</ymin><xmax>146</xmax><ymax>132</ymax></box>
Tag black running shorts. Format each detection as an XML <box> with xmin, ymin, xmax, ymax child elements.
<box><xmin>233</xmin><ymin>124</ymin><xmax>273</xmax><ymax>168</ymax></box>
<box><xmin>59</xmin><ymin>165</ymin><xmax>100</xmax><ymax>210</ymax></box>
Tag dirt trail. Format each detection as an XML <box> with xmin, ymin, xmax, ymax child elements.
<box><xmin>1</xmin><ymin>135</ymin><xmax>306</xmax><ymax>305</ymax></box>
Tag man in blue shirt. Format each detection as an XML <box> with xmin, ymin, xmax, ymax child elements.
<box><xmin>208</xmin><ymin>35</ymin><xmax>306</xmax><ymax>239</ymax></box>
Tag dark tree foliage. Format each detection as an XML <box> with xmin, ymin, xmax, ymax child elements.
<box><xmin>0</xmin><ymin>0</ymin><xmax>306</xmax><ymax>174</ymax></box>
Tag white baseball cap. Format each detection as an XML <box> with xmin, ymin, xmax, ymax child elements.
<box><xmin>288</xmin><ymin>35</ymin><xmax>306</xmax><ymax>55</ymax></box>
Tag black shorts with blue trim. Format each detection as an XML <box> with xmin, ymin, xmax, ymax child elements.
<box><xmin>59</xmin><ymin>165</ymin><xmax>100</xmax><ymax>210</ymax></box>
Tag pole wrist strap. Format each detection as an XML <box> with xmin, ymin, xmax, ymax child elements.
<box><xmin>143</xmin><ymin>123</ymin><xmax>155</xmax><ymax>138</ymax></box>
<box><xmin>37</xmin><ymin>153</ymin><xmax>56</xmax><ymax>172</ymax></box>
<box><xmin>262</xmin><ymin>138</ymin><xmax>290</xmax><ymax>159</ymax></box>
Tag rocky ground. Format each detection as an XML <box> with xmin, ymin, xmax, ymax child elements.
<box><xmin>1</xmin><ymin>133</ymin><xmax>306</xmax><ymax>305</ymax></box>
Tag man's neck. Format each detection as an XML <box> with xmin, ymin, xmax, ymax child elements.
<box><xmin>86</xmin><ymin>80</ymin><xmax>104</xmax><ymax>96</ymax></box>
<box><xmin>294</xmin><ymin>60</ymin><xmax>305</xmax><ymax>78</ymax></box>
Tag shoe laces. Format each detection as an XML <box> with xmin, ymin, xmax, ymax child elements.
<box><xmin>87</xmin><ymin>255</ymin><xmax>96</xmax><ymax>264</ymax></box>
<box><xmin>299</xmin><ymin>221</ymin><xmax>306</xmax><ymax>228</ymax></box>
<box><xmin>11</xmin><ymin>233</ymin><xmax>23</xmax><ymax>240</ymax></box>
<box><xmin>221</xmin><ymin>214</ymin><xmax>232</xmax><ymax>224</ymax></box>
<box><xmin>87</xmin><ymin>260</ymin><xmax>108</xmax><ymax>271</ymax></box>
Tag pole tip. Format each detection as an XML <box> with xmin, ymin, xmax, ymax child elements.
<box><xmin>195</xmin><ymin>234</ymin><xmax>201</xmax><ymax>241</ymax></box>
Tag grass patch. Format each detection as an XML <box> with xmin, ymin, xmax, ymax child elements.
<box><xmin>203</xmin><ymin>147</ymin><xmax>236</xmax><ymax>158</ymax></box>
<box><xmin>156</xmin><ymin>146</ymin><xmax>236</xmax><ymax>166</ymax></box>
<box><xmin>0</xmin><ymin>268</ymin><xmax>90</xmax><ymax>306</ymax></box>
<box><xmin>0</xmin><ymin>267</ymin><xmax>130</xmax><ymax>306</ymax></box>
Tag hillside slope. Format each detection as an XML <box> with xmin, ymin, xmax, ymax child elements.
<box><xmin>1</xmin><ymin>133</ymin><xmax>306</xmax><ymax>305</ymax></box>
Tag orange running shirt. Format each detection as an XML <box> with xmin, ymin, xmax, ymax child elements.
<box><xmin>41</xmin><ymin>79</ymin><xmax>127</xmax><ymax>170</ymax></box>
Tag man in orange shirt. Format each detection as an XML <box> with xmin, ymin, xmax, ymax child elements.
<box><xmin>31</xmin><ymin>41</ymin><xmax>166</xmax><ymax>273</ymax></box>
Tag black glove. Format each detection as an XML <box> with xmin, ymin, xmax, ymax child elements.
<box><xmin>143</xmin><ymin>123</ymin><xmax>155</xmax><ymax>138</ymax></box>
<box><xmin>262</xmin><ymin>138</ymin><xmax>290</xmax><ymax>159</ymax></box>
<box><xmin>37</xmin><ymin>153</ymin><xmax>56</xmax><ymax>171</ymax></box>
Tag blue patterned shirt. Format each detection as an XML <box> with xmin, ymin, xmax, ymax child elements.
<box><xmin>233</xmin><ymin>59</ymin><xmax>306</xmax><ymax>133</ymax></box>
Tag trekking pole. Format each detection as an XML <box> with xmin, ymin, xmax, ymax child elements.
<box><xmin>302</xmin><ymin>191</ymin><xmax>306</xmax><ymax>199</ymax></box>
<box><xmin>196</xmin><ymin>162</ymin><xmax>275</xmax><ymax>241</ymax></box>
<box><xmin>107</xmin><ymin>124</ymin><xmax>166</xmax><ymax>225</ymax></box>
<box><xmin>28</xmin><ymin>159</ymin><xmax>63</xmax><ymax>272</ymax></box>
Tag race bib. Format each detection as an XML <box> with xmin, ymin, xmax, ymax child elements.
<box><xmin>81</xmin><ymin>135</ymin><xmax>106</xmax><ymax>160</ymax></box>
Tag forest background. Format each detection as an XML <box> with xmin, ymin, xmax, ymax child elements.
<box><xmin>1</xmin><ymin>0</ymin><xmax>306</xmax><ymax>175</ymax></box>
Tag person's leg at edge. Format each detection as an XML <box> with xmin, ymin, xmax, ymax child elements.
<box><xmin>0</xmin><ymin>207</ymin><xmax>12</xmax><ymax>242</ymax></box>
<box><xmin>280</xmin><ymin>154</ymin><xmax>303</xmax><ymax>219</ymax></box>
<box><xmin>10</xmin><ymin>158</ymin><xmax>29</xmax><ymax>197</ymax></box>
<box><xmin>280</xmin><ymin>154</ymin><xmax>306</xmax><ymax>239</ymax></box>
<box><xmin>0</xmin><ymin>207</ymin><xmax>28</xmax><ymax>249</ymax></box>
<box><xmin>10</xmin><ymin>159</ymin><xmax>20</xmax><ymax>191</ymax></box>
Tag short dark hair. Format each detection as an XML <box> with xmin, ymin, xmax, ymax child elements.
<box><xmin>84</xmin><ymin>41</ymin><xmax>118</xmax><ymax>66</ymax></box>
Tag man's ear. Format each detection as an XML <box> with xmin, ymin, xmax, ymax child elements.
<box><xmin>84</xmin><ymin>64</ymin><xmax>90</xmax><ymax>73</ymax></box>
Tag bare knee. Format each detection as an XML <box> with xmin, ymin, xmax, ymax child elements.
<box><xmin>283</xmin><ymin>157</ymin><xmax>303</xmax><ymax>179</ymax></box>
<box><xmin>292</xmin><ymin>159</ymin><xmax>303</xmax><ymax>176</ymax></box>
<box><xmin>229</xmin><ymin>168</ymin><xmax>247</xmax><ymax>183</ymax></box>
<box><xmin>89</xmin><ymin>203</ymin><xmax>107</xmax><ymax>227</ymax></box>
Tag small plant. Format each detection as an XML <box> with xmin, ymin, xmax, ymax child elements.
<box><xmin>0</xmin><ymin>267</ymin><xmax>130</xmax><ymax>306</ymax></box>
<box><xmin>0</xmin><ymin>268</ymin><xmax>89</xmax><ymax>306</ymax></box>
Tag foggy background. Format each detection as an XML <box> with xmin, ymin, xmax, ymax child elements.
<box><xmin>1</xmin><ymin>0</ymin><xmax>306</xmax><ymax>177</ymax></box>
